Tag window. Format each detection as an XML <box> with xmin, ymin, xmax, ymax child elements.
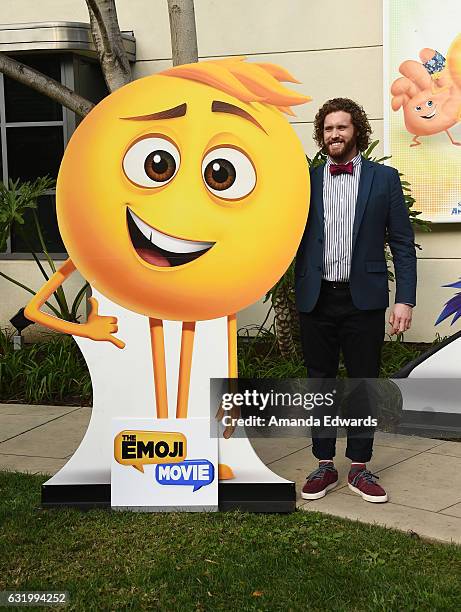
<box><xmin>0</xmin><ymin>53</ymin><xmax>108</xmax><ymax>258</ymax></box>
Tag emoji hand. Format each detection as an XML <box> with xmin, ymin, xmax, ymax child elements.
<box><xmin>85</xmin><ymin>297</ymin><xmax>125</xmax><ymax>349</ymax></box>
<box><xmin>215</xmin><ymin>399</ymin><xmax>238</xmax><ymax>478</ymax></box>
<box><xmin>391</xmin><ymin>58</ymin><xmax>461</xmax><ymax>138</ymax></box>
<box><xmin>215</xmin><ymin>400</ymin><xmax>241</xmax><ymax>439</ymax></box>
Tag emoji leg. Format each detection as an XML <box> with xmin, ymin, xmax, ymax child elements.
<box><xmin>410</xmin><ymin>135</ymin><xmax>422</xmax><ymax>147</ymax></box>
<box><xmin>218</xmin><ymin>313</ymin><xmax>237</xmax><ymax>480</ymax></box>
<box><xmin>221</xmin><ymin>312</ymin><xmax>240</xmax><ymax>434</ymax></box>
<box><xmin>149</xmin><ymin>318</ymin><xmax>168</xmax><ymax>419</ymax></box>
<box><xmin>176</xmin><ymin>321</ymin><xmax>196</xmax><ymax>418</ymax></box>
<box><xmin>227</xmin><ymin>313</ymin><xmax>238</xmax><ymax>378</ymax></box>
<box><xmin>445</xmin><ymin>129</ymin><xmax>461</xmax><ymax>145</ymax></box>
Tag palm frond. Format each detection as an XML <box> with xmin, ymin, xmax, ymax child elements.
<box><xmin>435</xmin><ymin>279</ymin><xmax>461</xmax><ymax>325</ymax></box>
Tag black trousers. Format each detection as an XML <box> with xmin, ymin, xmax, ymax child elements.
<box><xmin>299</xmin><ymin>281</ymin><xmax>386</xmax><ymax>463</ymax></box>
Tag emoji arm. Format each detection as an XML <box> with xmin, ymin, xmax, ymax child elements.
<box><xmin>24</xmin><ymin>259</ymin><xmax>81</xmax><ymax>335</ymax></box>
<box><xmin>24</xmin><ymin>258</ymin><xmax>125</xmax><ymax>348</ymax></box>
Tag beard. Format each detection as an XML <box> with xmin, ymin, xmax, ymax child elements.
<box><xmin>325</xmin><ymin>136</ymin><xmax>357</xmax><ymax>162</ymax></box>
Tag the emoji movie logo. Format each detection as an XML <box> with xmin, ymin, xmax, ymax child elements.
<box><xmin>114</xmin><ymin>430</ymin><xmax>187</xmax><ymax>472</ymax></box>
<box><xmin>114</xmin><ymin>430</ymin><xmax>215</xmax><ymax>491</ymax></box>
<box><xmin>155</xmin><ymin>459</ymin><xmax>215</xmax><ymax>492</ymax></box>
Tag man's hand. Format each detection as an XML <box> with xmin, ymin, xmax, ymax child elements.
<box><xmin>389</xmin><ymin>303</ymin><xmax>413</xmax><ymax>335</ymax></box>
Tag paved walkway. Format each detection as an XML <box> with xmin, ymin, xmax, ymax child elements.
<box><xmin>1</xmin><ymin>403</ymin><xmax>460</xmax><ymax>545</ymax></box>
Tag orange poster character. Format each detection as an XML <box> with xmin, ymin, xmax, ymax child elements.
<box><xmin>391</xmin><ymin>35</ymin><xmax>461</xmax><ymax>146</ymax></box>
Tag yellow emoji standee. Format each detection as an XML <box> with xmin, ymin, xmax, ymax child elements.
<box><xmin>25</xmin><ymin>59</ymin><xmax>310</xmax><ymax>478</ymax></box>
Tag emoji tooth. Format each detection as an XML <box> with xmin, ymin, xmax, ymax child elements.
<box><xmin>127</xmin><ymin>208</ymin><xmax>214</xmax><ymax>254</ymax></box>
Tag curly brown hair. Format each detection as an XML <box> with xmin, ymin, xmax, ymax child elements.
<box><xmin>313</xmin><ymin>98</ymin><xmax>372</xmax><ymax>152</ymax></box>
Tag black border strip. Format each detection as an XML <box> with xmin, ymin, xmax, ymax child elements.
<box><xmin>219</xmin><ymin>482</ymin><xmax>296</xmax><ymax>513</ymax></box>
<box><xmin>41</xmin><ymin>484</ymin><xmax>110</xmax><ymax>510</ymax></box>
<box><xmin>41</xmin><ymin>482</ymin><xmax>296</xmax><ymax>513</ymax></box>
<box><xmin>398</xmin><ymin>410</ymin><xmax>461</xmax><ymax>438</ymax></box>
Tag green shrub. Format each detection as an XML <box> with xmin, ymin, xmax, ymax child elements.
<box><xmin>0</xmin><ymin>330</ymin><xmax>91</xmax><ymax>405</ymax></box>
<box><xmin>0</xmin><ymin>329</ymin><xmax>445</xmax><ymax>405</ymax></box>
<box><xmin>238</xmin><ymin>328</ymin><xmax>442</xmax><ymax>380</ymax></box>
<box><xmin>0</xmin><ymin>176</ymin><xmax>88</xmax><ymax>322</ymax></box>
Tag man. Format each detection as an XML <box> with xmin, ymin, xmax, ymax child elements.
<box><xmin>295</xmin><ymin>98</ymin><xmax>417</xmax><ymax>503</ymax></box>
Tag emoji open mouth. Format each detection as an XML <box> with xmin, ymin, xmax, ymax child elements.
<box><xmin>127</xmin><ymin>208</ymin><xmax>214</xmax><ymax>267</ymax></box>
<box><xmin>421</xmin><ymin>109</ymin><xmax>436</xmax><ymax>119</ymax></box>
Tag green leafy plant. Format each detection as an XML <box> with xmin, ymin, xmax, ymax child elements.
<box><xmin>238</xmin><ymin>327</ymin><xmax>442</xmax><ymax>380</ymax></box>
<box><xmin>265</xmin><ymin>140</ymin><xmax>431</xmax><ymax>359</ymax></box>
<box><xmin>0</xmin><ymin>328</ymin><xmax>91</xmax><ymax>404</ymax></box>
<box><xmin>0</xmin><ymin>176</ymin><xmax>88</xmax><ymax>322</ymax></box>
<box><xmin>0</xmin><ymin>324</ymin><xmax>439</xmax><ymax>405</ymax></box>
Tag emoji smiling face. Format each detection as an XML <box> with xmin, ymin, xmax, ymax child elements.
<box><xmin>413</xmin><ymin>99</ymin><xmax>437</xmax><ymax>120</ymax></box>
<box><xmin>403</xmin><ymin>89</ymin><xmax>456</xmax><ymax>135</ymax></box>
<box><xmin>57</xmin><ymin>73</ymin><xmax>309</xmax><ymax>320</ymax></box>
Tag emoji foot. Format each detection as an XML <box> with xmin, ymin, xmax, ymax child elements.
<box><xmin>218</xmin><ymin>463</ymin><xmax>235</xmax><ymax>480</ymax></box>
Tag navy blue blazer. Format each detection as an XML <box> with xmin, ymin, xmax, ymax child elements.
<box><xmin>295</xmin><ymin>157</ymin><xmax>417</xmax><ymax>312</ymax></box>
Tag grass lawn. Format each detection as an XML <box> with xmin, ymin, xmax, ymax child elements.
<box><xmin>1</xmin><ymin>472</ymin><xmax>460</xmax><ymax>611</ymax></box>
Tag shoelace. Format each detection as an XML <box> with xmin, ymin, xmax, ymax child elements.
<box><xmin>307</xmin><ymin>464</ymin><xmax>336</xmax><ymax>481</ymax></box>
<box><xmin>350</xmin><ymin>468</ymin><xmax>379</xmax><ymax>488</ymax></box>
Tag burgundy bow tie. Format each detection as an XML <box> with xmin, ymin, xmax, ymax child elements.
<box><xmin>329</xmin><ymin>162</ymin><xmax>353</xmax><ymax>176</ymax></box>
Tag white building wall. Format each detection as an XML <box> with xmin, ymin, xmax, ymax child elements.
<box><xmin>1</xmin><ymin>0</ymin><xmax>460</xmax><ymax>342</ymax></box>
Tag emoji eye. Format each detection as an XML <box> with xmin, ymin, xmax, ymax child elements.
<box><xmin>123</xmin><ymin>137</ymin><xmax>180</xmax><ymax>187</ymax></box>
<box><xmin>202</xmin><ymin>147</ymin><xmax>256</xmax><ymax>200</ymax></box>
<box><xmin>426</xmin><ymin>100</ymin><xmax>433</xmax><ymax>107</ymax></box>
<box><xmin>414</xmin><ymin>105</ymin><xmax>422</xmax><ymax>112</ymax></box>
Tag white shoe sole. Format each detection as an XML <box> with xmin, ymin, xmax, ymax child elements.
<box><xmin>348</xmin><ymin>483</ymin><xmax>388</xmax><ymax>503</ymax></box>
<box><xmin>301</xmin><ymin>480</ymin><xmax>338</xmax><ymax>500</ymax></box>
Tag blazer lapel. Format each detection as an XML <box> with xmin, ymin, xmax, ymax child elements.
<box><xmin>352</xmin><ymin>158</ymin><xmax>375</xmax><ymax>249</ymax></box>
<box><xmin>311</xmin><ymin>166</ymin><xmax>324</xmax><ymax>232</ymax></box>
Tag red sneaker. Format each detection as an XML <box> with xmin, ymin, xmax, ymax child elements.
<box><xmin>301</xmin><ymin>463</ymin><xmax>338</xmax><ymax>500</ymax></box>
<box><xmin>348</xmin><ymin>467</ymin><xmax>388</xmax><ymax>503</ymax></box>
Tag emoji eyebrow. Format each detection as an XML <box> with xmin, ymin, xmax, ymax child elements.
<box><xmin>211</xmin><ymin>100</ymin><xmax>267</xmax><ymax>134</ymax></box>
<box><xmin>120</xmin><ymin>103</ymin><xmax>187</xmax><ymax>121</ymax></box>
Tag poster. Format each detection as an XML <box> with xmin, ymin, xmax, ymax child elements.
<box><xmin>385</xmin><ymin>0</ymin><xmax>461</xmax><ymax>222</ymax></box>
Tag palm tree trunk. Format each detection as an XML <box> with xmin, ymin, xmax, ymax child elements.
<box><xmin>167</xmin><ymin>0</ymin><xmax>199</xmax><ymax>65</ymax></box>
<box><xmin>273</xmin><ymin>289</ymin><xmax>298</xmax><ymax>359</ymax></box>
<box><xmin>85</xmin><ymin>0</ymin><xmax>132</xmax><ymax>91</ymax></box>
